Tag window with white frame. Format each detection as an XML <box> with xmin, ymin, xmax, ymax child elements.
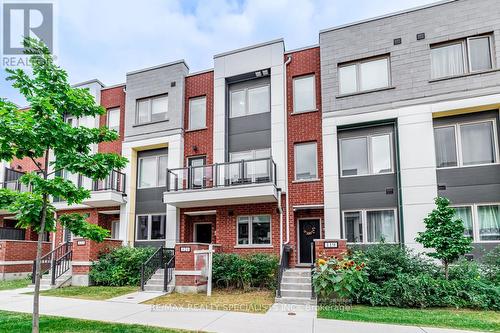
<box><xmin>138</xmin><ymin>155</ymin><xmax>168</xmax><ymax>188</ymax></box>
<box><xmin>294</xmin><ymin>142</ymin><xmax>318</xmax><ymax>180</ymax></box>
<box><xmin>431</xmin><ymin>35</ymin><xmax>493</xmax><ymax>79</ymax></box>
<box><xmin>237</xmin><ymin>215</ymin><xmax>271</xmax><ymax>245</ymax></box>
<box><xmin>189</xmin><ymin>96</ymin><xmax>206</xmax><ymax>130</ymax></box>
<box><xmin>434</xmin><ymin>119</ymin><xmax>498</xmax><ymax>168</ymax></box>
<box><xmin>293</xmin><ymin>75</ymin><xmax>316</xmax><ymax>113</ymax></box>
<box><xmin>340</xmin><ymin>133</ymin><xmax>393</xmax><ymax>177</ymax></box>
<box><xmin>453</xmin><ymin>204</ymin><xmax>500</xmax><ymax>242</ymax></box>
<box><xmin>107</xmin><ymin>108</ymin><xmax>120</xmax><ymax>132</ymax></box>
<box><xmin>338</xmin><ymin>56</ymin><xmax>390</xmax><ymax>95</ymax></box>
<box><xmin>136</xmin><ymin>94</ymin><xmax>168</xmax><ymax>124</ymax></box>
<box><xmin>343</xmin><ymin>209</ymin><xmax>397</xmax><ymax>244</ymax></box>
<box><xmin>229</xmin><ymin>148</ymin><xmax>271</xmax><ymax>182</ymax></box>
<box><xmin>136</xmin><ymin>214</ymin><xmax>166</xmax><ymax>240</ymax></box>
<box><xmin>230</xmin><ymin>85</ymin><xmax>270</xmax><ymax>118</ymax></box>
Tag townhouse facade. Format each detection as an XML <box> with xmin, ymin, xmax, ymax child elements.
<box><xmin>0</xmin><ymin>0</ymin><xmax>499</xmax><ymax>284</ymax></box>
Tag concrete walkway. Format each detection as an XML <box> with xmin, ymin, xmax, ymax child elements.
<box><xmin>0</xmin><ymin>288</ymin><xmax>480</xmax><ymax>333</ymax></box>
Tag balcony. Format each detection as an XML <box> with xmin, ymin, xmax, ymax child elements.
<box><xmin>164</xmin><ymin>158</ymin><xmax>278</xmax><ymax>208</ymax></box>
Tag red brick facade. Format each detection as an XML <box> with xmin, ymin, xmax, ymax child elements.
<box><xmin>72</xmin><ymin>238</ymin><xmax>122</xmax><ymax>274</ymax></box>
<box><xmin>0</xmin><ymin>240</ymin><xmax>51</xmax><ymax>276</ymax></box>
<box><xmin>99</xmin><ymin>85</ymin><xmax>126</xmax><ymax>155</ymax></box>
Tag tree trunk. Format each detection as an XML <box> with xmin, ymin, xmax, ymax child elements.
<box><xmin>444</xmin><ymin>260</ymin><xmax>449</xmax><ymax>280</ymax></box>
<box><xmin>32</xmin><ymin>195</ymin><xmax>48</xmax><ymax>333</ymax></box>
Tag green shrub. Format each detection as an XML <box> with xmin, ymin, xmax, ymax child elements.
<box><xmin>89</xmin><ymin>246</ymin><xmax>156</xmax><ymax>286</ymax></box>
<box><xmin>212</xmin><ymin>253</ymin><xmax>278</xmax><ymax>290</ymax></box>
<box><xmin>481</xmin><ymin>245</ymin><xmax>500</xmax><ymax>284</ymax></box>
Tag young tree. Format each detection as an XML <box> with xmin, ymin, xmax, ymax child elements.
<box><xmin>416</xmin><ymin>196</ymin><xmax>473</xmax><ymax>279</ymax></box>
<box><xmin>0</xmin><ymin>37</ymin><xmax>127</xmax><ymax>333</ymax></box>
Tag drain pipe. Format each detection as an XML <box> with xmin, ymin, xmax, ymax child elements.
<box><xmin>277</xmin><ymin>187</ymin><xmax>283</xmax><ymax>255</ymax></box>
<box><xmin>283</xmin><ymin>55</ymin><xmax>292</xmax><ymax>246</ymax></box>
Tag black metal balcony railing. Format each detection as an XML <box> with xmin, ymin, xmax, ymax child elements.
<box><xmin>166</xmin><ymin>157</ymin><xmax>277</xmax><ymax>192</ymax></box>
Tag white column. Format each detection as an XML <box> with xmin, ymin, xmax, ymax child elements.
<box><xmin>322</xmin><ymin>117</ymin><xmax>341</xmax><ymax>238</ymax></box>
<box><xmin>166</xmin><ymin>135</ymin><xmax>183</xmax><ymax>247</ymax></box>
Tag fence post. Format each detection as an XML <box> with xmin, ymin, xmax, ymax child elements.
<box><xmin>51</xmin><ymin>254</ymin><xmax>56</xmax><ymax>285</ymax></box>
<box><xmin>140</xmin><ymin>264</ymin><xmax>145</xmax><ymax>291</ymax></box>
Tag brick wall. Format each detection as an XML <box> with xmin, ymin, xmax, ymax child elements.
<box><xmin>183</xmin><ymin>71</ymin><xmax>214</xmax><ymax>165</ymax></box>
<box><xmin>99</xmin><ymin>85</ymin><xmax>126</xmax><ymax>155</ymax></box>
<box><xmin>72</xmin><ymin>238</ymin><xmax>122</xmax><ymax>274</ymax></box>
<box><xmin>0</xmin><ymin>240</ymin><xmax>51</xmax><ymax>274</ymax></box>
<box><xmin>314</xmin><ymin>239</ymin><xmax>347</xmax><ymax>260</ymax></box>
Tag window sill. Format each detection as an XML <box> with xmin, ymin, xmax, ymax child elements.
<box><xmin>292</xmin><ymin>178</ymin><xmax>321</xmax><ymax>184</ymax></box>
<box><xmin>185</xmin><ymin>127</ymin><xmax>208</xmax><ymax>133</ymax></box>
<box><xmin>436</xmin><ymin>162</ymin><xmax>500</xmax><ymax>171</ymax></box>
<box><xmin>291</xmin><ymin>109</ymin><xmax>318</xmax><ymax>116</ymax></box>
<box><xmin>340</xmin><ymin>172</ymin><xmax>395</xmax><ymax>179</ymax></box>
<box><xmin>336</xmin><ymin>86</ymin><xmax>395</xmax><ymax>99</ymax></box>
<box><xmin>135</xmin><ymin>239</ymin><xmax>166</xmax><ymax>242</ymax></box>
<box><xmin>429</xmin><ymin>68</ymin><xmax>500</xmax><ymax>83</ymax></box>
<box><xmin>133</xmin><ymin>119</ymin><xmax>169</xmax><ymax>127</ymax></box>
<box><xmin>234</xmin><ymin>245</ymin><xmax>273</xmax><ymax>249</ymax></box>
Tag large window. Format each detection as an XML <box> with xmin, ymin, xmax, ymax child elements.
<box><xmin>293</xmin><ymin>75</ymin><xmax>316</xmax><ymax>113</ymax></box>
<box><xmin>136</xmin><ymin>94</ymin><xmax>168</xmax><ymax>124</ymax></box>
<box><xmin>230</xmin><ymin>85</ymin><xmax>270</xmax><ymax>118</ymax></box>
<box><xmin>434</xmin><ymin>119</ymin><xmax>498</xmax><ymax>168</ymax></box>
<box><xmin>294</xmin><ymin>142</ymin><xmax>318</xmax><ymax>180</ymax></box>
<box><xmin>229</xmin><ymin>148</ymin><xmax>271</xmax><ymax>182</ymax></box>
<box><xmin>237</xmin><ymin>215</ymin><xmax>271</xmax><ymax>246</ymax></box>
<box><xmin>431</xmin><ymin>35</ymin><xmax>493</xmax><ymax>79</ymax></box>
<box><xmin>138</xmin><ymin>155</ymin><xmax>168</xmax><ymax>188</ymax></box>
<box><xmin>188</xmin><ymin>96</ymin><xmax>206</xmax><ymax>130</ymax></box>
<box><xmin>338</xmin><ymin>56</ymin><xmax>390</xmax><ymax>95</ymax></box>
<box><xmin>340</xmin><ymin>133</ymin><xmax>392</xmax><ymax>177</ymax></box>
<box><xmin>136</xmin><ymin>214</ymin><xmax>166</xmax><ymax>241</ymax></box>
<box><xmin>344</xmin><ymin>209</ymin><xmax>397</xmax><ymax>244</ymax></box>
<box><xmin>453</xmin><ymin>204</ymin><xmax>500</xmax><ymax>242</ymax></box>
<box><xmin>107</xmin><ymin>108</ymin><xmax>120</xmax><ymax>132</ymax></box>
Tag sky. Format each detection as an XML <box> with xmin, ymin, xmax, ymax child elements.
<box><xmin>1</xmin><ymin>0</ymin><xmax>438</xmax><ymax>106</ymax></box>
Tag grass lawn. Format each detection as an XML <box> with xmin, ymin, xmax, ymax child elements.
<box><xmin>144</xmin><ymin>289</ymin><xmax>275</xmax><ymax>314</ymax></box>
<box><xmin>318</xmin><ymin>305</ymin><xmax>500</xmax><ymax>332</ymax></box>
<box><xmin>0</xmin><ymin>310</ymin><xmax>191</xmax><ymax>332</ymax></box>
<box><xmin>0</xmin><ymin>278</ymin><xmax>30</xmax><ymax>291</ymax></box>
<box><xmin>37</xmin><ymin>286</ymin><xmax>138</xmax><ymax>300</ymax></box>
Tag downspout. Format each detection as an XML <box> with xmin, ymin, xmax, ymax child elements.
<box><xmin>277</xmin><ymin>187</ymin><xmax>283</xmax><ymax>255</ymax></box>
<box><xmin>283</xmin><ymin>55</ymin><xmax>292</xmax><ymax>246</ymax></box>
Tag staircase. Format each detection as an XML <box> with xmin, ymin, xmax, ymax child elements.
<box><xmin>140</xmin><ymin>246</ymin><xmax>175</xmax><ymax>293</ymax></box>
<box><xmin>30</xmin><ymin>242</ymin><xmax>73</xmax><ymax>290</ymax></box>
<box><xmin>275</xmin><ymin>268</ymin><xmax>316</xmax><ymax>305</ymax></box>
<box><xmin>143</xmin><ymin>268</ymin><xmax>175</xmax><ymax>293</ymax></box>
<box><xmin>31</xmin><ymin>270</ymin><xmax>72</xmax><ymax>290</ymax></box>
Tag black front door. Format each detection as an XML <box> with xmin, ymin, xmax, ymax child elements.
<box><xmin>195</xmin><ymin>223</ymin><xmax>212</xmax><ymax>244</ymax></box>
<box><xmin>299</xmin><ymin>219</ymin><xmax>320</xmax><ymax>264</ymax></box>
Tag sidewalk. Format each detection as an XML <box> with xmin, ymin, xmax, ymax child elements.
<box><xmin>0</xmin><ymin>288</ymin><xmax>480</xmax><ymax>333</ymax></box>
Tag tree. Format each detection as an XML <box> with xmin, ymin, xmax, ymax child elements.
<box><xmin>0</xmin><ymin>37</ymin><xmax>127</xmax><ymax>333</ymax></box>
<box><xmin>416</xmin><ymin>196</ymin><xmax>473</xmax><ymax>279</ymax></box>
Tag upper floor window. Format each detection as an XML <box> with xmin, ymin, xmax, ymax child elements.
<box><xmin>188</xmin><ymin>96</ymin><xmax>206</xmax><ymax>130</ymax></box>
<box><xmin>230</xmin><ymin>85</ymin><xmax>270</xmax><ymax>118</ymax></box>
<box><xmin>340</xmin><ymin>133</ymin><xmax>393</xmax><ymax>177</ymax></box>
<box><xmin>293</xmin><ymin>75</ymin><xmax>316</xmax><ymax>113</ymax></box>
<box><xmin>431</xmin><ymin>35</ymin><xmax>493</xmax><ymax>79</ymax></box>
<box><xmin>138</xmin><ymin>155</ymin><xmax>168</xmax><ymax>188</ymax></box>
<box><xmin>136</xmin><ymin>94</ymin><xmax>168</xmax><ymax>124</ymax></box>
<box><xmin>434</xmin><ymin>119</ymin><xmax>498</xmax><ymax>168</ymax></box>
<box><xmin>338</xmin><ymin>56</ymin><xmax>390</xmax><ymax>95</ymax></box>
<box><xmin>294</xmin><ymin>142</ymin><xmax>318</xmax><ymax>180</ymax></box>
<box><xmin>107</xmin><ymin>108</ymin><xmax>120</xmax><ymax>132</ymax></box>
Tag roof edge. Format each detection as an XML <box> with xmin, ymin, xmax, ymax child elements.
<box><xmin>214</xmin><ymin>38</ymin><xmax>284</xmax><ymax>59</ymax></box>
<box><xmin>127</xmin><ymin>59</ymin><xmax>189</xmax><ymax>76</ymax></box>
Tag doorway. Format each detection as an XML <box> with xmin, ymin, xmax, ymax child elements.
<box><xmin>298</xmin><ymin>219</ymin><xmax>321</xmax><ymax>264</ymax></box>
<box><xmin>194</xmin><ymin>222</ymin><xmax>212</xmax><ymax>244</ymax></box>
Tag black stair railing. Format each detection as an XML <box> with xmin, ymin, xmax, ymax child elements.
<box><xmin>163</xmin><ymin>254</ymin><xmax>175</xmax><ymax>292</ymax></box>
<box><xmin>32</xmin><ymin>242</ymin><xmax>72</xmax><ymax>285</ymax></box>
<box><xmin>141</xmin><ymin>246</ymin><xmax>175</xmax><ymax>291</ymax></box>
<box><xmin>276</xmin><ymin>244</ymin><xmax>290</xmax><ymax>298</ymax></box>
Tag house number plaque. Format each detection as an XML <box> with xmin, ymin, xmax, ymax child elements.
<box><xmin>324</xmin><ymin>241</ymin><xmax>338</xmax><ymax>249</ymax></box>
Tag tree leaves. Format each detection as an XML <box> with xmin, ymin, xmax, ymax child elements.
<box><xmin>59</xmin><ymin>214</ymin><xmax>109</xmax><ymax>242</ymax></box>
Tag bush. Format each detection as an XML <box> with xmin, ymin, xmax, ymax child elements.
<box><xmin>481</xmin><ymin>245</ymin><xmax>500</xmax><ymax>284</ymax></box>
<box><xmin>212</xmin><ymin>253</ymin><xmax>278</xmax><ymax>290</ymax></box>
<box><xmin>89</xmin><ymin>246</ymin><xmax>156</xmax><ymax>286</ymax></box>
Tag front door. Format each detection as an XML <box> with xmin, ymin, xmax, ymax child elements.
<box><xmin>194</xmin><ymin>223</ymin><xmax>212</xmax><ymax>244</ymax></box>
<box><xmin>188</xmin><ymin>156</ymin><xmax>206</xmax><ymax>189</ymax></box>
<box><xmin>298</xmin><ymin>219</ymin><xmax>320</xmax><ymax>264</ymax></box>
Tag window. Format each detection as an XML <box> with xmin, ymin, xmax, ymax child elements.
<box><xmin>188</xmin><ymin>156</ymin><xmax>206</xmax><ymax>188</ymax></box>
<box><xmin>431</xmin><ymin>35</ymin><xmax>493</xmax><ymax>79</ymax></box>
<box><xmin>107</xmin><ymin>108</ymin><xmax>120</xmax><ymax>132</ymax></box>
<box><xmin>230</xmin><ymin>85</ymin><xmax>270</xmax><ymax>118</ymax></box>
<box><xmin>338</xmin><ymin>56</ymin><xmax>390</xmax><ymax>95</ymax></box>
<box><xmin>343</xmin><ymin>209</ymin><xmax>397</xmax><ymax>244</ymax></box>
<box><xmin>135</xmin><ymin>214</ymin><xmax>166</xmax><ymax>241</ymax></box>
<box><xmin>340</xmin><ymin>133</ymin><xmax>392</xmax><ymax>177</ymax></box>
<box><xmin>452</xmin><ymin>204</ymin><xmax>500</xmax><ymax>242</ymax></box>
<box><xmin>434</xmin><ymin>119</ymin><xmax>498</xmax><ymax>168</ymax></box>
<box><xmin>294</xmin><ymin>142</ymin><xmax>318</xmax><ymax>180</ymax></box>
<box><xmin>138</xmin><ymin>155</ymin><xmax>168</xmax><ymax>188</ymax></box>
<box><xmin>189</xmin><ymin>96</ymin><xmax>206</xmax><ymax>130</ymax></box>
<box><xmin>237</xmin><ymin>215</ymin><xmax>271</xmax><ymax>246</ymax></box>
<box><xmin>293</xmin><ymin>75</ymin><xmax>316</xmax><ymax>113</ymax></box>
<box><xmin>135</xmin><ymin>94</ymin><xmax>168</xmax><ymax>124</ymax></box>
<box><xmin>111</xmin><ymin>221</ymin><xmax>120</xmax><ymax>239</ymax></box>
<box><xmin>229</xmin><ymin>148</ymin><xmax>271</xmax><ymax>182</ymax></box>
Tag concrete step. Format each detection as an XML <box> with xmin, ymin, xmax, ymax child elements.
<box><xmin>275</xmin><ymin>296</ymin><xmax>316</xmax><ymax>305</ymax></box>
<box><xmin>146</xmin><ymin>279</ymin><xmax>165</xmax><ymax>286</ymax></box>
<box><xmin>280</xmin><ymin>289</ymin><xmax>312</xmax><ymax>298</ymax></box>
<box><xmin>144</xmin><ymin>284</ymin><xmax>166</xmax><ymax>292</ymax></box>
<box><xmin>282</xmin><ymin>276</ymin><xmax>310</xmax><ymax>284</ymax></box>
<box><xmin>281</xmin><ymin>282</ymin><xmax>311</xmax><ymax>291</ymax></box>
<box><xmin>283</xmin><ymin>269</ymin><xmax>311</xmax><ymax>278</ymax></box>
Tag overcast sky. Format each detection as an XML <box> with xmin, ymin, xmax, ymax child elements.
<box><xmin>1</xmin><ymin>0</ymin><xmax>438</xmax><ymax>106</ymax></box>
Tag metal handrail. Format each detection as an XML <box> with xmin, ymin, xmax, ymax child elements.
<box><xmin>276</xmin><ymin>244</ymin><xmax>290</xmax><ymax>298</ymax></box>
<box><xmin>32</xmin><ymin>242</ymin><xmax>72</xmax><ymax>285</ymax></box>
<box><xmin>164</xmin><ymin>255</ymin><xmax>175</xmax><ymax>292</ymax></box>
<box><xmin>140</xmin><ymin>246</ymin><xmax>175</xmax><ymax>291</ymax></box>
<box><xmin>92</xmin><ymin>170</ymin><xmax>126</xmax><ymax>193</ymax></box>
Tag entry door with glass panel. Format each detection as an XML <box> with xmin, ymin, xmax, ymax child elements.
<box><xmin>188</xmin><ymin>156</ymin><xmax>206</xmax><ymax>189</ymax></box>
<box><xmin>194</xmin><ymin>223</ymin><xmax>212</xmax><ymax>244</ymax></box>
<box><xmin>298</xmin><ymin>219</ymin><xmax>321</xmax><ymax>264</ymax></box>
<box><xmin>229</xmin><ymin>149</ymin><xmax>271</xmax><ymax>184</ymax></box>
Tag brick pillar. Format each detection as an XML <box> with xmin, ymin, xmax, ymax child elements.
<box><xmin>314</xmin><ymin>239</ymin><xmax>348</xmax><ymax>260</ymax></box>
<box><xmin>175</xmin><ymin>243</ymin><xmax>218</xmax><ymax>293</ymax></box>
